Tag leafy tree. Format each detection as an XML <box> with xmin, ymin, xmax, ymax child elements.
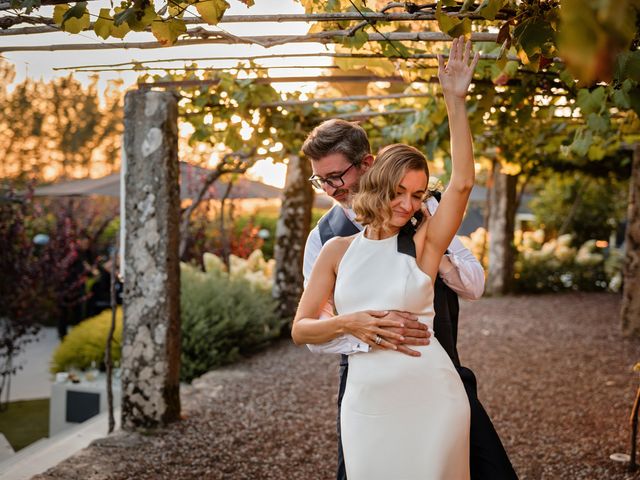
<box><xmin>530</xmin><ymin>172</ymin><xmax>629</xmax><ymax>245</ymax></box>
<box><xmin>0</xmin><ymin>67</ymin><xmax>123</xmax><ymax>185</ymax></box>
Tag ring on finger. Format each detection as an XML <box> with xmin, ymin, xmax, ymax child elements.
<box><xmin>374</xmin><ymin>334</ymin><xmax>382</xmax><ymax>345</ymax></box>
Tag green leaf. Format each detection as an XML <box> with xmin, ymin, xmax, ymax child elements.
<box><xmin>94</xmin><ymin>8</ymin><xmax>113</xmax><ymax>40</ymax></box>
<box><xmin>16</xmin><ymin>0</ymin><xmax>41</xmax><ymax>14</ymax></box>
<box><xmin>110</xmin><ymin>8</ymin><xmax>131</xmax><ymax>38</ymax></box>
<box><xmin>614</xmin><ymin>50</ymin><xmax>640</xmax><ymax>83</ymax></box>
<box><xmin>576</xmin><ymin>87</ymin><xmax>606</xmax><ymax>115</ymax></box>
<box><xmin>151</xmin><ymin>18</ymin><xmax>187</xmax><ymax>46</ymax></box>
<box><xmin>113</xmin><ymin>6</ymin><xmax>136</xmax><ymax>27</ymax></box>
<box><xmin>449</xmin><ymin>18</ymin><xmax>472</xmax><ymax>38</ymax></box>
<box><xmin>53</xmin><ymin>4</ymin><xmax>66</xmax><ymax>25</ymax></box>
<box><xmin>611</xmin><ymin>88</ymin><xmax>631</xmax><ymax>109</ymax></box>
<box><xmin>586</xmin><ymin>112</ymin><xmax>609</xmax><ymax>134</ymax></box>
<box><xmin>436</xmin><ymin>2</ymin><xmax>467</xmax><ymax>37</ymax></box>
<box><xmin>628</xmin><ymin>84</ymin><xmax>640</xmax><ymax>117</ymax></box>
<box><xmin>195</xmin><ymin>0</ymin><xmax>230</xmax><ymax>25</ymax></box>
<box><xmin>126</xmin><ymin>3</ymin><xmax>158</xmax><ymax>31</ymax></box>
<box><xmin>55</xmin><ymin>2</ymin><xmax>90</xmax><ymax>34</ymax></box>
<box><xmin>569</xmin><ymin>128</ymin><xmax>593</xmax><ymax>157</ymax></box>
<box><xmin>476</xmin><ymin>0</ymin><xmax>504</xmax><ymax>21</ymax></box>
<box><xmin>559</xmin><ymin>69</ymin><xmax>576</xmax><ymax>88</ymax></box>
<box><xmin>342</xmin><ymin>29</ymin><xmax>369</xmax><ymax>50</ymax></box>
<box><xmin>513</xmin><ymin>18</ymin><xmax>554</xmax><ymax>59</ymax></box>
<box><xmin>460</xmin><ymin>0</ymin><xmax>476</xmax><ymax>12</ymax></box>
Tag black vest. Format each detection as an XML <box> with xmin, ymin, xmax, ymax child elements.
<box><xmin>317</xmin><ymin>202</ymin><xmax>461</xmax><ymax>366</ymax></box>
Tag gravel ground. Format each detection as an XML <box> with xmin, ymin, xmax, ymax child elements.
<box><xmin>34</xmin><ymin>293</ymin><xmax>640</xmax><ymax>480</ymax></box>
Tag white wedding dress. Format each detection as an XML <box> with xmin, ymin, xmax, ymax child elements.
<box><xmin>334</xmin><ymin>230</ymin><xmax>470</xmax><ymax>480</ymax></box>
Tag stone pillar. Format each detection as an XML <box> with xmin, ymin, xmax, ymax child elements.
<box><xmin>486</xmin><ymin>165</ymin><xmax>518</xmax><ymax>295</ymax></box>
<box><xmin>121</xmin><ymin>90</ymin><xmax>181</xmax><ymax>429</ymax></box>
<box><xmin>621</xmin><ymin>144</ymin><xmax>640</xmax><ymax>338</ymax></box>
<box><xmin>272</xmin><ymin>155</ymin><xmax>314</xmax><ymax>321</ymax></box>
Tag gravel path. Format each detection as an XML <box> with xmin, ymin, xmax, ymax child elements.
<box><xmin>34</xmin><ymin>293</ymin><xmax>640</xmax><ymax>480</ymax></box>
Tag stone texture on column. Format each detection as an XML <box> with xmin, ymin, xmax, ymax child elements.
<box><xmin>121</xmin><ymin>90</ymin><xmax>181</xmax><ymax>429</ymax></box>
<box><xmin>487</xmin><ymin>167</ymin><xmax>518</xmax><ymax>296</ymax></box>
<box><xmin>621</xmin><ymin>144</ymin><xmax>640</xmax><ymax>338</ymax></box>
<box><xmin>272</xmin><ymin>155</ymin><xmax>314</xmax><ymax>321</ymax></box>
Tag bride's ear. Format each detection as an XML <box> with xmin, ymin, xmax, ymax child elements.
<box><xmin>360</xmin><ymin>154</ymin><xmax>374</xmax><ymax>171</ymax></box>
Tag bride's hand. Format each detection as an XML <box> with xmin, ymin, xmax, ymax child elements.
<box><xmin>437</xmin><ymin>36</ymin><xmax>480</xmax><ymax>99</ymax></box>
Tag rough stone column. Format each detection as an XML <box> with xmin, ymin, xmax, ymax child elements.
<box><xmin>272</xmin><ymin>155</ymin><xmax>314</xmax><ymax>321</ymax></box>
<box><xmin>121</xmin><ymin>90</ymin><xmax>181</xmax><ymax>429</ymax></box>
<box><xmin>486</xmin><ymin>166</ymin><xmax>518</xmax><ymax>295</ymax></box>
<box><xmin>621</xmin><ymin>144</ymin><xmax>640</xmax><ymax>337</ymax></box>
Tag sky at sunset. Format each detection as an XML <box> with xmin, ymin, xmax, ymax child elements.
<box><xmin>1</xmin><ymin>0</ymin><xmax>334</xmax><ymax>188</ymax></box>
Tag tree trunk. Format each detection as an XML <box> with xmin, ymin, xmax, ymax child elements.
<box><xmin>272</xmin><ymin>155</ymin><xmax>314</xmax><ymax>321</ymax></box>
<box><xmin>621</xmin><ymin>144</ymin><xmax>640</xmax><ymax>338</ymax></box>
<box><xmin>486</xmin><ymin>165</ymin><xmax>518</xmax><ymax>296</ymax></box>
<box><xmin>121</xmin><ymin>90</ymin><xmax>181</xmax><ymax>430</ymax></box>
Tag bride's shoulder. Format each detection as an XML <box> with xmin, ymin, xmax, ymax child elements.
<box><xmin>320</xmin><ymin>234</ymin><xmax>357</xmax><ymax>261</ymax></box>
<box><xmin>324</xmin><ymin>234</ymin><xmax>356</xmax><ymax>251</ymax></box>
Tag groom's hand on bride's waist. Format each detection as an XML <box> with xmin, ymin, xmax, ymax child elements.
<box><xmin>380</xmin><ymin>311</ymin><xmax>431</xmax><ymax>357</ymax></box>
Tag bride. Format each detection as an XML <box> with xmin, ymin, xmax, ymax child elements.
<box><xmin>292</xmin><ymin>36</ymin><xmax>479</xmax><ymax>479</ymax></box>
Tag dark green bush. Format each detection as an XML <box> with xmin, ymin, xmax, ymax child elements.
<box><xmin>179</xmin><ymin>264</ymin><xmax>283</xmax><ymax>382</ymax></box>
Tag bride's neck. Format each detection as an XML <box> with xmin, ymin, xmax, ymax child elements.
<box><xmin>365</xmin><ymin>225</ymin><xmax>399</xmax><ymax>240</ymax></box>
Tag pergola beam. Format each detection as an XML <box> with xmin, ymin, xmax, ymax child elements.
<box><xmin>0</xmin><ymin>10</ymin><xmax>514</xmax><ymax>34</ymax></box>
<box><xmin>0</xmin><ymin>30</ymin><xmax>498</xmax><ymax>53</ymax></box>
<box><xmin>56</xmin><ymin>51</ymin><xmax>520</xmax><ymax>72</ymax></box>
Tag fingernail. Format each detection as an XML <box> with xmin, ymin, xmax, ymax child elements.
<box><xmin>401</xmin><ymin>323</ymin><xmax>405</xmax><ymax>327</ymax></box>
<box><xmin>400</xmin><ymin>336</ymin><xmax>405</xmax><ymax>341</ymax></box>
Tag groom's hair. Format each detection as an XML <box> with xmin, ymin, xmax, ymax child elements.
<box><xmin>301</xmin><ymin>119</ymin><xmax>371</xmax><ymax>165</ymax></box>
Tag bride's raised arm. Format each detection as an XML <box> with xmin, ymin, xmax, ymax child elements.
<box><xmin>417</xmin><ymin>37</ymin><xmax>479</xmax><ymax>277</ymax></box>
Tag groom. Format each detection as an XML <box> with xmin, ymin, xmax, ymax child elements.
<box><xmin>301</xmin><ymin>119</ymin><xmax>517</xmax><ymax>480</ymax></box>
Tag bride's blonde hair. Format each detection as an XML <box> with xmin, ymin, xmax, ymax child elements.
<box><xmin>353</xmin><ymin>144</ymin><xmax>429</xmax><ymax>230</ymax></box>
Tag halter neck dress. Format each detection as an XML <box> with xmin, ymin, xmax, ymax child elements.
<box><xmin>334</xmin><ymin>230</ymin><xmax>470</xmax><ymax>480</ymax></box>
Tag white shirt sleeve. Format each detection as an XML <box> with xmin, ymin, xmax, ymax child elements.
<box><xmin>427</xmin><ymin>197</ymin><xmax>485</xmax><ymax>300</ymax></box>
<box><xmin>302</xmin><ymin>226</ymin><xmax>369</xmax><ymax>355</ymax></box>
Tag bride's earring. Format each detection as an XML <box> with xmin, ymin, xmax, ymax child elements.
<box><xmin>410</xmin><ymin>216</ymin><xmax>418</xmax><ymax>227</ymax></box>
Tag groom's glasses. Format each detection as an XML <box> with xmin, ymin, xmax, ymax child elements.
<box><xmin>308</xmin><ymin>163</ymin><xmax>357</xmax><ymax>190</ymax></box>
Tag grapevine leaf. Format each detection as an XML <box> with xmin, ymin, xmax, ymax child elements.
<box><xmin>576</xmin><ymin>87</ymin><xmax>606</xmax><ymax>115</ymax></box>
<box><xmin>152</xmin><ymin>18</ymin><xmax>187</xmax><ymax>46</ymax></box>
<box><xmin>94</xmin><ymin>8</ymin><xmax>113</xmax><ymax>40</ymax></box>
<box><xmin>476</xmin><ymin>0</ymin><xmax>504</xmax><ymax>21</ymax></box>
<box><xmin>195</xmin><ymin>0</ymin><xmax>230</xmax><ymax>25</ymax></box>
<box><xmin>126</xmin><ymin>3</ymin><xmax>158</xmax><ymax>32</ymax></box>
<box><xmin>58</xmin><ymin>2</ymin><xmax>90</xmax><ymax>34</ymax></box>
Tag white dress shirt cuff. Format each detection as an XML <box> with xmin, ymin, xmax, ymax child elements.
<box><xmin>306</xmin><ymin>334</ymin><xmax>370</xmax><ymax>355</ymax></box>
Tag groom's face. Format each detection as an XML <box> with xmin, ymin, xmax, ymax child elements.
<box><xmin>311</xmin><ymin>152</ymin><xmax>370</xmax><ymax>208</ymax></box>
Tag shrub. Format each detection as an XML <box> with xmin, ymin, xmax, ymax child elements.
<box><xmin>513</xmin><ymin>230</ymin><xmax>613</xmax><ymax>293</ymax></box>
<box><xmin>179</xmin><ymin>263</ymin><xmax>282</xmax><ymax>382</ymax></box>
<box><xmin>50</xmin><ymin>308</ymin><xmax>122</xmax><ymax>373</ymax></box>
<box><xmin>50</xmin><ymin>260</ymin><xmax>283</xmax><ymax>382</ymax></box>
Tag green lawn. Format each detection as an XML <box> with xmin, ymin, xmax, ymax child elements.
<box><xmin>0</xmin><ymin>398</ymin><xmax>49</xmax><ymax>451</ymax></box>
